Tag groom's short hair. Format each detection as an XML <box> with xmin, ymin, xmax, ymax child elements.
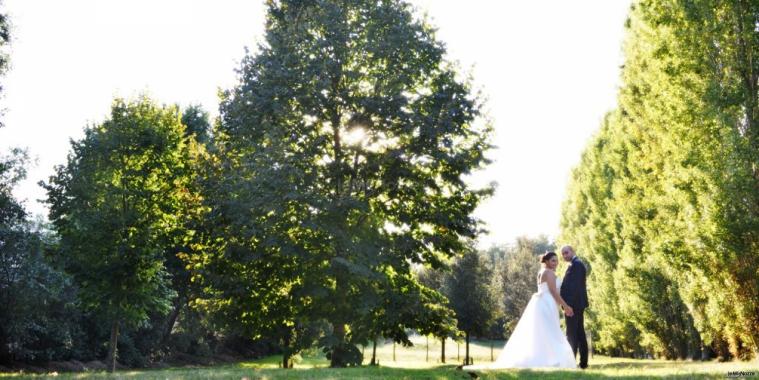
<box><xmin>561</xmin><ymin>245</ymin><xmax>574</xmax><ymax>254</ymax></box>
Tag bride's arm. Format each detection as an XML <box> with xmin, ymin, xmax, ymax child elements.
<box><xmin>542</xmin><ymin>271</ymin><xmax>574</xmax><ymax>316</ymax></box>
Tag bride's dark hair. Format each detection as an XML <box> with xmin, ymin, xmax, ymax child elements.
<box><xmin>540</xmin><ymin>251</ymin><xmax>557</xmax><ymax>263</ymax></box>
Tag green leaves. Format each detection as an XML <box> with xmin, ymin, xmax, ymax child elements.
<box><xmin>197</xmin><ymin>0</ymin><xmax>492</xmax><ymax>367</ymax></box>
<box><xmin>562</xmin><ymin>0</ymin><xmax>759</xmax><ymax>360</ymax></box>
<box><xmin>42</xmin><ymin>97</ymin><xmax>205</xmax><ymax>365</ymax></box>
<box><xmin>445</xmin><ymin>248</ymin><xmax>499</xmax><ymax>339</ymax></box>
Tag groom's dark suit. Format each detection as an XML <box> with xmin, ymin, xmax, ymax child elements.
<box><xmin>560</xmin><ymin>255</ymin><xmax>589</xmax><ymax>368</ymax></box>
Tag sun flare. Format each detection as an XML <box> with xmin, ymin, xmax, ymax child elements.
<box><xmin>342</xmin><ymin>127</ymin><xmax>367</xmax><ymax>146</ymax></box>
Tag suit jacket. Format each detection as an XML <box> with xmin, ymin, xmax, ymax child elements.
<box><xmin>560</xmin><ymin>256</ymin><xmax>589</xmax><ymax>311</ymax></box>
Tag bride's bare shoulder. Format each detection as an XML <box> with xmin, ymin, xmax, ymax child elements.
<box><xmin>540</xmin><ymin>269</ymin><xmax>556</xmax><ymax>280</ymax></box>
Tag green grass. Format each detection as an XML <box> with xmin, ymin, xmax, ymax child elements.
<box><xmin>2</xmin><ymin>336</ymin><xmax>757</xmax><ymax>379</ymax></box>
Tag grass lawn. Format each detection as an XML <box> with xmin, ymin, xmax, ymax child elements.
<box><xmin>1</xmin><ymin>336</ymin><xmax>757</xmax><ymax>379</ymax></box>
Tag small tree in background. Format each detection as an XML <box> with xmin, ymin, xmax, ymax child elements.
<box><xmin>445</xmin><ymin>248</ymin><xmax>498</xmax><ymax>365</ymax></box>
<box><xmin>353</xmin><ymin>271</ymin><xmax>458</xmax><ymax>366</ymax></box>
<box><xmin>0</xmin><ymin>151</ymin><xmax>79</xmax><ymax>364</ymax></box>
<box><xmin>416</xmin><ymin>266</ymin><xmax>459</xmax><ymax>363</ymax></box>
<box><xmin>490</xmin><ymin>236</ymin><xmax>551</xmax><ymax>338</ymax></box>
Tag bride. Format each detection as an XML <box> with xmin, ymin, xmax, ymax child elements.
<box><xmin>465</xmin><ymin>251</ymin><xmax>577</xmax><ymax>369</ymax></box>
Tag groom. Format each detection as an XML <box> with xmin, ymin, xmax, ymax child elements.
<box><xmin>559</xmin><ymin>245</ymin><xmax>589</xmax><ymax>369</ymax></box>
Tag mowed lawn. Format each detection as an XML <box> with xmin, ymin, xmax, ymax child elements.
<box><xmin>1</xmin><ymin>335</ymin><xmax>757</xmax><ymax>379</ymax></box>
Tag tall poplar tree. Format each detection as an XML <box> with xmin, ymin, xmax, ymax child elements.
<box><xmin>562</xmin><ymin>0</ymin><xmax>759</xmax><ymax>359</ymax></box>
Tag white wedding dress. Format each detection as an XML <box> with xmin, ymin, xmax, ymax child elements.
<box><xmin>465</xmin><ymin>269</ymin><xmax>576</xmax><ymax>369</ymax></box>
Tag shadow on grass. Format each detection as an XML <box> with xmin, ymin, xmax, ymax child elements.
<box><xmin>239</xmin><ymin>365</ymin><xmax>757</xmax><ymax>380</ymax></box>
<box><xmin>472</xmin><ymin>368</ymin><xmax>751</xmax><ymax>380</ymax></box>
<box><xmin>589</xmin><ymin>361</ymin><xmax>679</xmax><ymax>370</ymax></box>
<box><xmin>3</xmin><ymin>355</ymin><xmax>756</xmax><ymax>380</ymax></box>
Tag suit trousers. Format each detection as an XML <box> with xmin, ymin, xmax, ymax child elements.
<box><xmin>565</xmin><ymin>309</ymin><xmax>588</xmax><ymax>368</ymax></box>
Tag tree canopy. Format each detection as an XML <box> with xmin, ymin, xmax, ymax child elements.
<box><xmin>42</xmin><ymin>97</ymin><xmax>207</xmax><ymax>371</ymax></box>
<box><xmin>187</xmin><ymin>0</ymin><xmax>492</xmax><ymax>367</ymax></box>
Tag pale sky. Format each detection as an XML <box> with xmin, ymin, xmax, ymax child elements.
<box><xmin>0</xmin><ymin>0</ymin><xmax>630</xmax><ymax>248</ymax></box>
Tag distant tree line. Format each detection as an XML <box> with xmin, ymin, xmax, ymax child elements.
<box><xmin>417</xmin><ymin>235</ymin><xmax>554</xmax><ymax>366</ymax></box>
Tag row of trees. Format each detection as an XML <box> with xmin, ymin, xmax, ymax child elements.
<box><xmin>0</xmin><ymin>0</ymin><xmax>509</xmax><ymax>371</ymax></box>
<box><xmin>561</xmin><ymin>0</ymin><xmax>759</xmax><ymax>360</ymax></box>
<box><xmin>3</xmin><ymin>129</ymin><xmax>547</xmax><ymax>370</ymax></box>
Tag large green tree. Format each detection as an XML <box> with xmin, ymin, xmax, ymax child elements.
<box><xmin>192</xmin><ymin>0</ymin><xmax>492</xmax><ymax>367</ymax></box>
<box><xmin>42</xmin><ymin>97</ymin><xmax>206</xmax><ymax>371</ymax></box>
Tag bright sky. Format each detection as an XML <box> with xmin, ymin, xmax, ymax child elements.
<box><xmin>0</xmin><ymin>0</ymin><xmax>630</xmax><ymax>248</ymax></box>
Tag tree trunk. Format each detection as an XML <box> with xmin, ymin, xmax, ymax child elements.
<box><xmin>107</xmin><ymin>320</ymin><xmax>120</xmax><ymax>373</ymax></box>
<box><xmin>161</xmin><ymin>296</ymin><xmax>185</xmax><ymax>347</ymax></box>
<box><xmin>371</xmin><ymin>337</ymin><xmax>378</xmax><ymax>365</ymax></box>
<box><xmin>465</xmin><ymin>331</ymin><xmax>470</xmax><ymax>365</ymax></box>
<box><xmin>426</xmin><ymin>335</ymin><xmax>429</xmax><ymax>362</ymax></box>
<box><xmin>282</xmin><ymin>351</ymin><xmax>291</xmax><ymax>369</ymax></box>
<box><xmin>282</xmin><ymin>331</ymin><xmax>292</xmax><ymax>369</ymax></box>
<box><xmin>330</xmin><ymin>323</ymin><xmax>346</xmax><ymax>367</ymax></box>
<box><xmin>393</xmin><ymin>341</ymin><xmax>396</xmax><ymax>361</ymax></box>
<box><xmin>441</xmin><ymin>337</ymin><xmax>446</xmax><ymax>363</ymax></box>
<box><xmin>0</xmin><ymin>327</ymin><xmax>10</xmax><ymax>365</ymax></box>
